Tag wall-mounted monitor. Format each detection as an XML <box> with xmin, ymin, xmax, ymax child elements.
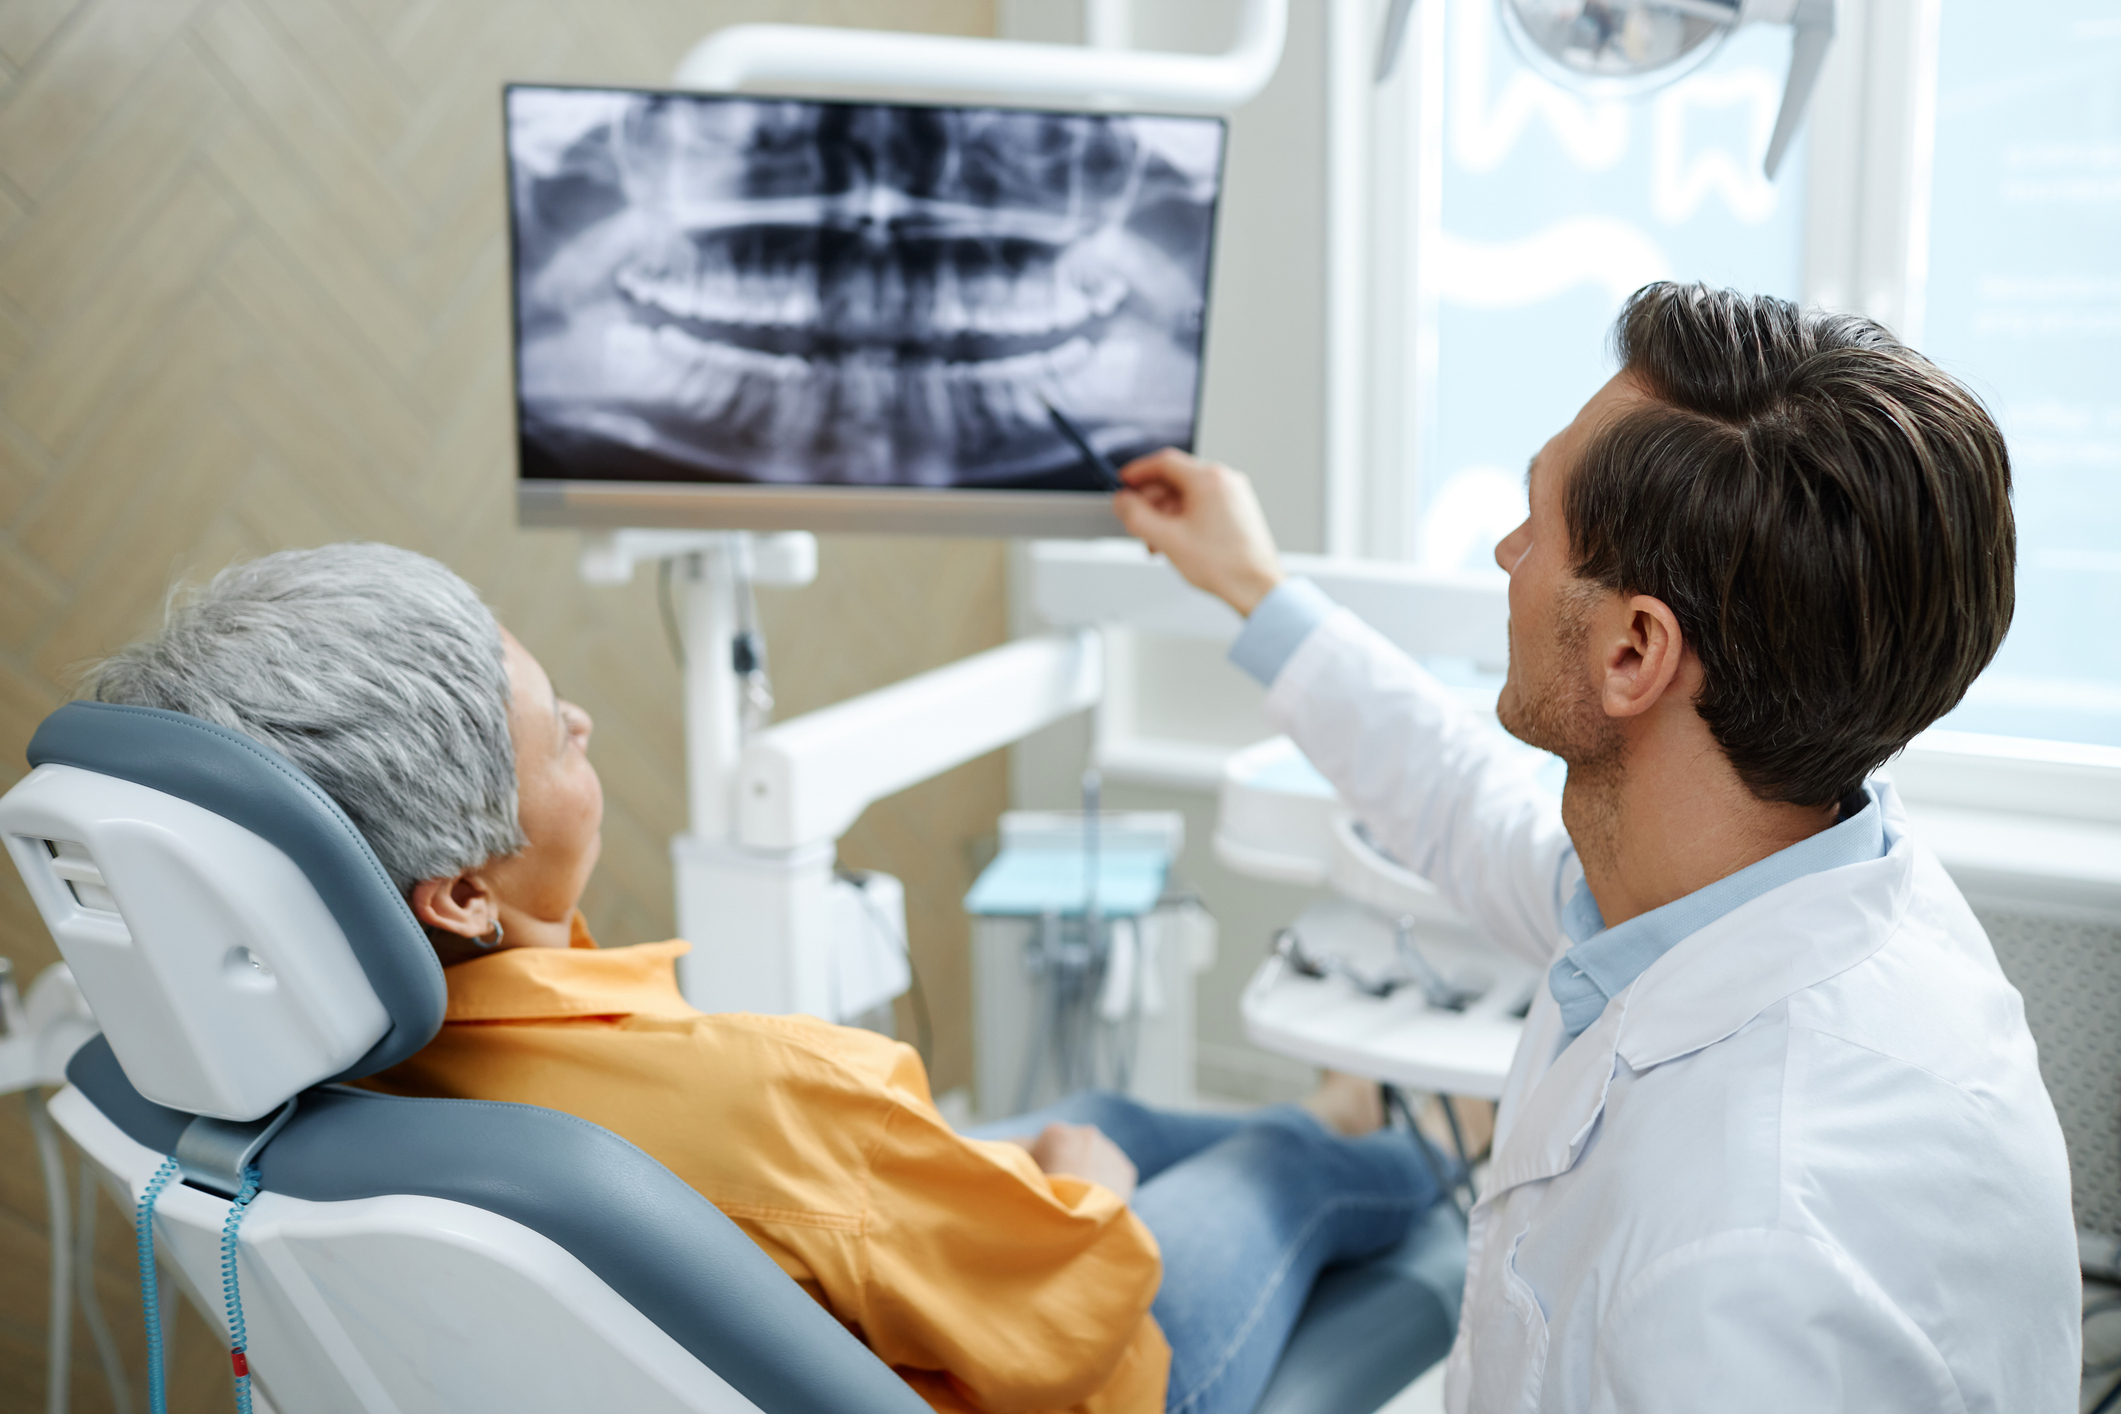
<box><xmin>505</xmin><ymin>85</ymin><xmax>1226</xmax><ymax>537</ymax></box>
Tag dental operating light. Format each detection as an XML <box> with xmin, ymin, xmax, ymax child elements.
<box><xmin>1502</xmin><ymin>0</ymin><xmax>1742</xmax><ymax>93</ymax></box>
<box><xmin>1503</xmin><ymin>0</ymin><xmax>1833</xmax><ymax>175</ymax></box>
<box><xmin>1377</xmin><ymin>0</ymin><xmax>1832</xmax><ymax>177</ymax></box>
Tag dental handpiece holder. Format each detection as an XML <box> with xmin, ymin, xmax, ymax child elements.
<box><xmin>965</xmin><ymin>808</ymin><xmax>1215</xmax><ymax>1121</ymax></box>
<box><xmin>1217</xmin><ymin>736</ymin><xmax>1538</xmax><ymax>1101</ymax></box>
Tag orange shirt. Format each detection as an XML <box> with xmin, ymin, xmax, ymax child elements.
<box><xmin>362</xmin><ymin>920</ymin><xmax>1170</xmax><ymax>1414</ymax></box>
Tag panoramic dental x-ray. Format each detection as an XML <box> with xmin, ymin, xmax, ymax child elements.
<box><xmin>507</xmin><ymin>87</ymin><xmax>1226</xmax><ymax>491</ymax></box>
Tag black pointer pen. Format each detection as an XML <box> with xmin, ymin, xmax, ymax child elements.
<box><xmin>1041</xmin><ymin>396</ymin><xmax>1124</xmax><ymax>491</ymax></box>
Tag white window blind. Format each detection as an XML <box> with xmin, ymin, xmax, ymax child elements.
<box><xmin>1919</xmin><ymin>3</ymin><xmax>2121</xmax><ymax>750</ymax></box>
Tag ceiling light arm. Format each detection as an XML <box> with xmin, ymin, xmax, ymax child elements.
<box><xmin>672</xmin><ymin>0</ymin><xmax>1287</xmax><ymax>112</ymax></box>
<box><xmin>1747</xmin><ymin>0</ymin><xmax>1837</xmax><ymax>177</ymax></box>
<box><xmin>1375</xmin><ymin>0</ymin><xmax>1419</xmax><ymax>82</ymax></box>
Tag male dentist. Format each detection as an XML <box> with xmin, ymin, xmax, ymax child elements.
<box><xmin>1115</xmin><ymin>284</ymin><xmax>2079</xmax><ymax>1411</ymax></box>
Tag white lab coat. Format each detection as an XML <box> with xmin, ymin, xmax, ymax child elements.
<box><xmin>1265</xmin><ymin>607</ymin><xmax>2080</xmax><ymax>1413</ymax></box>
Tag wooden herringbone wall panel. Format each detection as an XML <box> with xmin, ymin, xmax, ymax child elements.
<box><xmin>0</xmin><ymin>3</ymin><xmax>1006</xmax><ymax>1409</ymax></box>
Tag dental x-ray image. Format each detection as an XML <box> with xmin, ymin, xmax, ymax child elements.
<box><xmin>506</xmin><ymin>86</ymin><xmax>1226</xmax><ymax>491</ymax></box>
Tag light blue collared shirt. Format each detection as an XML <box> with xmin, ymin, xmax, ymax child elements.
<box><xmin>1549</xmin><ymin>787</ymin><xmax>1886</xmax><ymax>1039</ymax></box>
<box><xmin>1228</xmin><ymin>578</ymin><xmax>1893</xmax><ymax>1040</ymax></box>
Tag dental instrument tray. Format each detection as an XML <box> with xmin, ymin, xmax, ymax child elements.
<box><xmin>504</xmin><ymin>84</ymin><xmax>1227</xmax><ymax>537</ymax></box>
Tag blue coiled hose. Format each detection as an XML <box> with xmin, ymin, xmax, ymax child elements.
<box><xmin>134</xmin><ymin>1157</ymin><xmax>180</xmax><ymax>1414</ymax></box>
<box><xmin>219</xmin><ymin>1166</ymin><xmax>262</xmax><ymax>1414</ymax></box>
<box><xmin>135</xmin><ymin>1156</ymin><xmax>264</xmax><ymax>1414</ymax></box>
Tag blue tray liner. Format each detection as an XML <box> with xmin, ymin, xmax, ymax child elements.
<box><xmin>963</xmin><ymin>847</ymin><xmax>1171</xmax><ymax>918</ymax></box>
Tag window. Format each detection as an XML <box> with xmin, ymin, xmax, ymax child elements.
<box><xmin>1417</xmin><ymin>0</ymin><xmax>1806</xmax><ymax>578</ymax></box>
<box><xmin>1919</xmin><ymin>2</ymin><xmax>2121</xmax><ymax>749</ymax></box>
<box><xmin>1357</xmin><ymin>0</ymin><xmax>2121</xmax><ymax>766</ymax></box>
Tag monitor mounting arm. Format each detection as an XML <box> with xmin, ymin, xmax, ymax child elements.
<box><xmin>674</xmin><ymin>0</ymin><xmax>1287</xmax><ymax>112</ymax></box>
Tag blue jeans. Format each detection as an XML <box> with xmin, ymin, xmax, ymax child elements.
<box><xmin>971</xmin><ymin>1091</ymin><xmax>1445</xmax><ymax>1414</ymax></box>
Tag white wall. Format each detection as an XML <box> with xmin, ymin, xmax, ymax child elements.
<box><xmin>1000</xmin><ymin>0</ymin><xmax>1331</xmax><ymax>551</ymax></box>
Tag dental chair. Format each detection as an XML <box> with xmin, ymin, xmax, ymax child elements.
<box><xmin>4</xmin><ymin>700</ymin><xmax>1463</xmax><ymax>1414</ymax></box>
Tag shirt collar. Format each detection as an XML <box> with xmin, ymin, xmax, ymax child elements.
<box><xmin>1548</xmin><ymin>783</ymin><xmax>1888</xmax><ymax>1040</ymax></box>
<box><xmin>1485</xmin><ymin>782</ymin><xmax>1913</xmax><ymax>1200</ymax></box>
<box><xmin>438</xmin><ymin>914</ymin><xmax>698</xmax><ymax>1023</ymax></box>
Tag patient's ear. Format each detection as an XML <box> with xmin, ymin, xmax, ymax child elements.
<box><xmin>410</xmin><ymin>874</ymin><xmax>501</xmax><ymax>965</ymax></box>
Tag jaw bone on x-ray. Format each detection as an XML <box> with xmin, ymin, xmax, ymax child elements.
<box><xmin>507</xmin><ymin>88</ymin><xmax>1226</xmax><ymax>490</ymax></box>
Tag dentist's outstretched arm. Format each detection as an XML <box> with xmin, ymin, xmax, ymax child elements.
<box><xmin>1119</xmin><ymin>447</ymin><xmax>1575</xmax><ymax>971</ymax></box>
<box><xmin>1113</xmin><ymin>449</ymin><xmax>1286</xmax><ymax>616</ymax></box>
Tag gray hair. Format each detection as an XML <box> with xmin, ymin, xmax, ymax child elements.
<box><xmin>86</xmin><ymin>543</ymin><xmax>527</xmax><ymax>892</ymax></box>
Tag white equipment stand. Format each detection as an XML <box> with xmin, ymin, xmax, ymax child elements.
<box><xmin>968</xmin><ymin>809</ymin><xmax>1214</xmax><ymax>1120</ymax></box>
<box><xmin>581</xmin><ymin>529</ymin><xmax>1101</xmax><ymax>1021</ymax></box>
<box><xmin>1</xmin><ymin>958</ymin><xmax>113</xmax><ymax>1414</ymax></box>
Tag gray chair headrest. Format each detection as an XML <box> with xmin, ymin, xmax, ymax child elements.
<box><xmin>23</xmin><ymin>701</ymin><xmax>446</xmax><ymax>1085</ymax></box>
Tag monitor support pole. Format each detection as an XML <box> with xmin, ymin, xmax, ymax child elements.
<box><xmin>578</xmin><ymin>530</ymin><xmax>1100</xmax><ymax>1022</ymax></box>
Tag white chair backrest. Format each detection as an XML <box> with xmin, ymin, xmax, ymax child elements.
<box><xmin>52</xmin><ymin>1085</ymin><xmax>763</xmax><ymax>1414</ymax></box>
<box><xmin>0</xmin><ymin>764</ymin><xmax>388</xmax><ymax>1121</ymax></box>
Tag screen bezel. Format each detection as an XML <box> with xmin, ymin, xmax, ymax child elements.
<box><xmin>503</xmin><ymin>83</ymin><xmax>1228</xmax><ymax>538</ymax></box>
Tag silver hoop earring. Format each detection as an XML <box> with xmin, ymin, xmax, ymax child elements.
<box><xmin>471</xmin><ymin>917</ymin><xmax>504</xmax><ymax>953</ymax></box>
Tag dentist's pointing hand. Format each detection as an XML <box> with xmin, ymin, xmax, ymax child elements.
<box><xmin>1113</xmin><ymin>449</ymin><xmax>1286</xmax><ymax>616</ymax></box>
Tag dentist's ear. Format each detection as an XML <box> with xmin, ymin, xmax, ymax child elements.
<box><xmin>1597</xmin><ymin>594</ymin><xmax>1690</xmax><ymax>720</ymax></box>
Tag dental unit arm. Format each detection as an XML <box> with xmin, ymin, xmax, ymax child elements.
<box><xmin>1746</xmin><ymin>0</ymin><xmax>1836</xmax><ymax>177</ymax></box>
<box><xmin>577</xmin><ymin>521</ymin><xmax>1508</xmax><ymax>1025</ymax></box>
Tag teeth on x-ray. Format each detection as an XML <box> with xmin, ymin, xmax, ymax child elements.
<box><xmin>507</xmin><ymin>89</ymin><xmax>1223</xmax><ymax>489</ymax></box>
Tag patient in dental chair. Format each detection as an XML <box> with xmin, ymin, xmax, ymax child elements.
<box><xmin>89</xmin><ymin>544</ymin><xmax>1444</xmax><ymax>1414</ymax></box>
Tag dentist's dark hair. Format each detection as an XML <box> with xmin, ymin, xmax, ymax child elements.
<box><xmin>1564</xmin><ymin>282</ymin><xmax>2015</xmax><ymax>809</ymax></box>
